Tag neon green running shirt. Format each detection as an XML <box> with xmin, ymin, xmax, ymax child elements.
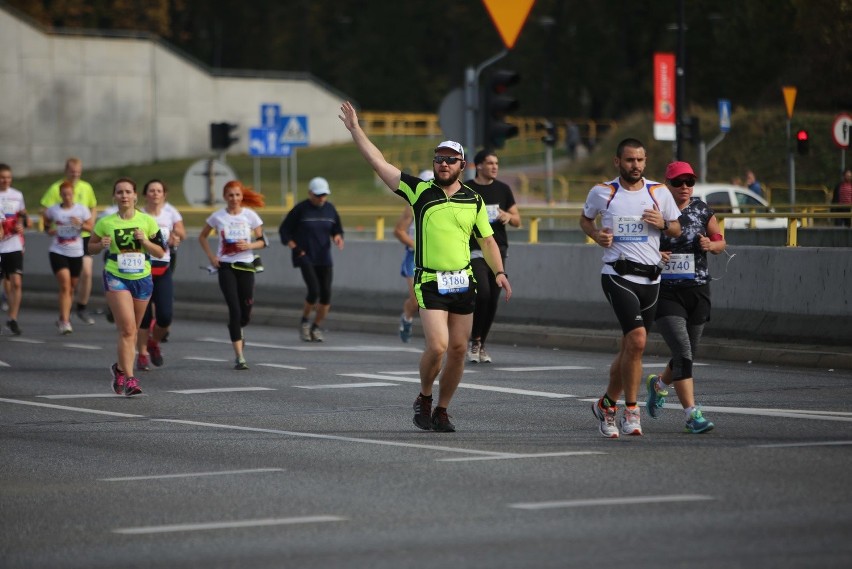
<box><xmin>396</xmin><ymin>172</ymin><xmax>493</xmax><ymax>282</ymax></box>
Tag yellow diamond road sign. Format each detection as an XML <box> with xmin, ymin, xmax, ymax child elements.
<box><xmin>482</xmin><ymin>0</ymin><xmax>536</xmax><ymax>49</ymax></box>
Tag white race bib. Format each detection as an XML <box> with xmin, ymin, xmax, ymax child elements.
<box><xmin>662</xmin><ymin>253</ymin><xmax>695</xmax><ymax>280</ymax></box>
<box><xmin>117</xmin><ymin>252</ymin><xmax>146</xmax><ymax>274</ymax></box>
<box><xmin>485</xmin><ymin>204</ymin><xmax>500</xmax><ymax>223</ymax></box>
<box><xmin>56</xmin><ymin>224</ymin><xmax>79</xmax><ymax>239</ymax></box>
<box><xmin>1</xmin><ymin>199</ymin><xmax>17</xmax><ymax>215</ymax></box>
<box><xmin>613</xmin><ymin>216</ymin><xmax>648</xmax><ymax>242</ymax></box>
<box><xmin>436</xmin><ymin>270</ymin><xmax>469</xmax><ymax>295</ymax></box>
<box><xmin>224</xmin><ymin>221</ymin><xmax>250</xmax><ymax>243</ymax></box>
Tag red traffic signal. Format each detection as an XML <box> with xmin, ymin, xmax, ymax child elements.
<box><xmin>796</xmin><ymin>129</ymin><xmax>809</xmax><ymax>155</ymax></box>
<box><xmin>482</xmin><ymin>70</ymin><xmax>520</xmax><ymax>149</ymax></box>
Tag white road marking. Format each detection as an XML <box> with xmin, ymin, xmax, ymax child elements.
<box><xmin>341</xmin><ymin>373</ymin><xmax>576</xmax><ymax>399</ymax></box>
<box><xmin>295</xmin><ymin>382</ymin><xmax>398</xmax><ymax>389</ymax></box>
<box><xmin>183</xmin><ymin>356</ymin><xmax>228</xmax><ymax>362</ymax></box>
<box><xmin>38</xmin><ymin>393</ymin><xmax>132</xmax><ymax>399</ymax></box>
<box><xmin>113</xmin><ymin>515</ymin><xmax>346</xmax><ymax>535</ymax></box>
<box><xmin>0</xmin><ymin>397</ymin><xmax>144</xmax><ymax>418</ymax></box>
<box><xmin>169</xmin><ymin>387</ymin><xmax>275</xmax><ymax>394</ymax></box>
<box><xmin>153</xmin><ymin>418</ymin><xmax>520</xmax><ymax>458</ymax></box>
<box><xmin>198</xmin><ymin>337</ymin><xmax>421</xmax><ymax>353</ymax></box>
<box><xmin>100</xmin><ymin>468</ymin><xmax>285</xmax><ymax>482</ymax></box>
<box><xmin>439</xmin><ymin>451</ymin><xmax>604</xmax><ymax>462</ymax></box>
<box><xmin>509</xmin><ymin>494</ymin><xmax>714</xmax><ymax>510</ymax></box>
<box><xmin>257</xmin><ymin>363</ymin><xmax>307</xmax><ymax>370</ymax></box>
<box><xmin>62</xmin><ymin>343</ymin><xmax>102</xmax><ymax>350</ymax></box>
<box><xmin>578</xmin><ymin>398</ymin><xmax>852</xmax><ymax>422</ymax></box>
<box><xmin>7</xmin><ymin>338</ymin><xmax>43</xmax><ymax>344</ymax></box>
<box><xmin>752</xmin><ymin>441</ymin><xmax>852</xmax><ymax>449</ymax></box>
<box><xmin>0</xmin><ymin>360</ymin><xmax>9</xmax><ymax>367</ymax></box>
<box><xmin>495</xmin><ymin>366</ymin><xmax>593</xmax><ymax>372</ymax></box>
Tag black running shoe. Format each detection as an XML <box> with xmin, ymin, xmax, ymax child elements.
<box><xmin>413</xmin><ymin>394</ymin><xmax>432</xmax><ymax>430</ymax></box>
<box><xmin>431</xmin><ymin>407</ymin><xmax>456</xmax><ymax>433</ymax></box>
<box><xmin>7</xmin><ymin>320</ymin><xmax>21</xmax><ymax>335</ymax></box>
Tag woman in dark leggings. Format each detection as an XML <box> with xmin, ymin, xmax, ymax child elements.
<box><xmin>199</xmin><ymin>180</ymin><xmax>266</xmax><ymax>370</ymax></box>
<box><xmin>646</xmin><ymin>161</ymin><xmax>726</xmax><ymax>434</ymax></box>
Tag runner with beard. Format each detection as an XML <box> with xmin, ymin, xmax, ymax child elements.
<box><xmin>339</xmin><ymin>101</ymin><xmax>511</xmax><ymax>433</ymax></box>
<box><xmin>580</xmin><ymin>138</ymin><xmax>681</xmax><ymax>438</ymax></box>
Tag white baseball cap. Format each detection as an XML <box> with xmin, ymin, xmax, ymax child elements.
<box><xmin>308</xmin><ymin>177</ymin><xmax>330</xmax><ymax>195</ymax></box>
<box><xmin>434</xmin><ymin>140</ymin><xmax>464</xmax><ymax>160</ymax></box>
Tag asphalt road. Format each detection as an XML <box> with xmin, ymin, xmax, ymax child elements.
<box><xmin>2</xmin><ymin>309</ymin><xmax>851</xmax><ymax>569</ymax></box>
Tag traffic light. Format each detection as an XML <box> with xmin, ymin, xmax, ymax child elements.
<box><xmin>796</xmin><ymin>129</ymin><xmax>809</xmax><ymax>155</ymax></box>
<box><xmin>680</xmin><ymin>116</ymin><xmax>701</xmax><ymax>145</ymax></box>
<box><xmin>210</xmin><ymin>122</ymin><xmax>239</xmax><ymax>151</ymax></box>
<box><xmin>537</xmin><ymin>120</ymin><xmax>557</xmax><ymax>147</ymax></box>
<box><xmin>482</xmin><ymin>69</ymin><xmax>519</xmax><ymax>149</ymax></box>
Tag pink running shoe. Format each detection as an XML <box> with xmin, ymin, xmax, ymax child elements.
<box><xmin>110</xmin><ymin>363</ymin><xmax>126</xmax><ymax>395</ymax></box>
<box><xmin>123</xmin><ymin>376</ymin><xmax>142</xmax><ymax>397</ymax></box>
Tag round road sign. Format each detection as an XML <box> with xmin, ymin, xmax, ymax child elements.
<box><xmin>183</xmin><ymin>159</ymin><xmax>237</xmax><ymax>206</ymax></box>
<box><xmin>832</xmin><ymin>113</ymin><xmax>852</xmax><ymax>148</ymax></box>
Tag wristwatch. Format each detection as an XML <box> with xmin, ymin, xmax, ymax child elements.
<box><xmin>495</xmin><ymin>271</ymin><xmax>507</xmax><ymax>278</ymax></box>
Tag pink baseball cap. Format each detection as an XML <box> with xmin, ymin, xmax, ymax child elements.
<box><xmin>665</xmin><ymin>161</ymin><xmax>696</xmax><ymax>180</ymax></box>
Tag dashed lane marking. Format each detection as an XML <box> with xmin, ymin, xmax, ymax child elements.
<box><xmin>294</xmin><ymin>382</ymin><xmax>398</xmax><ymax>389</ymax></box>
<box><xmin>509</xmin><ymin>494</ymin><xmax>714</xmax><ymax>510</ymax></box>
<box><xmin>113</xmin><ymin>515</ymin><xmax>346</xmax><ymax>535</ymax></box>
<box><xmin>168</xmin><ymin>387</ymin><xmax>276</xmax><ymax>394</ymax></box>
<box><xmin>100</xmin><ymin>468</ymin><xmax>285</xmax><ymax>482</ymax></box>
<box><xmin>0</xmin><ymin>397</ymin><xmax>144</xmax><ymax>418</ymax></box>
<box><xmin>340</xmin><ymin>373</ymin><xmax>576</xmax><ymax>399</ymax></box>
<box><xmin>439</xmin><ymin>451</ymin><xmax>604</xmax><ymax>462</ymax></box>
<box><xmin>198</xmin><ymin>337</ymin><xmax>421</xmax><ymax>353</ymax></box>
<box><xmin>258</xmin><ymin>363</ymin><xmax>307</xmax><ymax>370</ymax></box>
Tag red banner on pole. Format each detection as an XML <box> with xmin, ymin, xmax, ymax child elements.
<box><xmin>654</xmin><ymin>53</ymin><xmax>676</xmax><ymax>141</ymax></box>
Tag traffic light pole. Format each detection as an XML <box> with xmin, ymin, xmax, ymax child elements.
<box><xmin>787</xmin><ymin>118</ymin><xmax>796</xmax><ymax>205</ymax></box>
<box><xmin>464</xmin><ymin>49</ymin><xmax>508</xmax><ymax>161</ymax></box>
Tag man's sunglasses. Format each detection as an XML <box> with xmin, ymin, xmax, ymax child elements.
<box><xmin>670</xmin><ymin>178</ymin><xmax>696</xmax><ymax>188</ymax></box>
<box><xmin>433</xmin><ymin>156</ymin><xmax>464</xmax><ymax>165</ymax></box>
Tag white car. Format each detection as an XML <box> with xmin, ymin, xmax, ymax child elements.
<box><xmin>691</xmin><ymin>184</ymin><xmax>788</xmax><ymax>229</ymax></box>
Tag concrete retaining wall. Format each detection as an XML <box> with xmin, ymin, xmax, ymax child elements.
<box><xmin>18</xmin><ymin>231</ymin><xmax>852</xmax><ymax>346</ymax></box>
<box><xmin>0</xmin><ymin>6</ymin><xmax>352</xmax><ymax>176</ymax></box>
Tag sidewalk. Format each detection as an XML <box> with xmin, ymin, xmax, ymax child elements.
<box><xmin>18</xmin><ymin>291</ymin><xmax>852</xmax><ymax>371</ymax></box>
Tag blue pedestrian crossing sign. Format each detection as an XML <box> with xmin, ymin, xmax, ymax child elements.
<box><xmin>249</xmin><ymin>127</ymin><xmax>291</xmax><ymax>157</ymax></box>
<box><xmin>718</xmin><ymin>99</ymin><xmax>731</xmax><ymax>133</ymax></box>
<box><xmin>277</xmin><ymin>115</ymin><xmax>309</xmax><ymax>147</ymax></box>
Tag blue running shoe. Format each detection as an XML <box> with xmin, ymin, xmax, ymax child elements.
<box><xmin>645</xmin><ymin>374</ymin><xmax>668</xmax><ymax>419</ymax></box>
<box><xmin>685</xmin><ymin>407</ymin><xmax>714</xmax><ymax>434</ymax></box>
<box><xmin>399</xmin><ymin>315</ymin><xmax>413</xmax><ymax>343</ymax></box>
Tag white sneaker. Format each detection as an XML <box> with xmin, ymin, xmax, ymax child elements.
<box><xmin>619</xmin><ymin>406</ymin><xmax>643</xmax><ymax>436</ymax></box>
<box><xmin>300</xmin><ymin>321</ymin><xmax>312</xmax><ymax>342</ymax></box>
<box><xmin>478</xmin><ymin>347</ymin><xmax>492</xmax><ymax>363</ymax></box>
<box><xmin>467</xmin><ymin>341</ymin><xmax>480</xmax><ymax>363</ymax></box>
<box><xmin>591</xmin><ymin>399</ymin><xmax>619</xmax><ymax>438</ymax></box>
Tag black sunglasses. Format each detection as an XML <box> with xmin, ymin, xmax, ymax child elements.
<box><xmin>670</xmin><ymin>178</ymin><xmax>696</xmax><ymax>188</ymax></box>
<box><xmin>433</xmin><ymin>156</ymin><xmax>464</xmax><ymax>165</ymax></box>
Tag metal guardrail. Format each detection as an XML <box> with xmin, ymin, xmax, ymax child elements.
<box><xmin>168</xmin><ymin>205</ymin><xmax>852</xmax><ymax>248</ymax></box>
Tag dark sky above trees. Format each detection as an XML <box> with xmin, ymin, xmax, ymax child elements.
<box><xmin>8</xmin><ymin>0</ymin><xmax>851</xmax><ymax>118</ymax></box>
